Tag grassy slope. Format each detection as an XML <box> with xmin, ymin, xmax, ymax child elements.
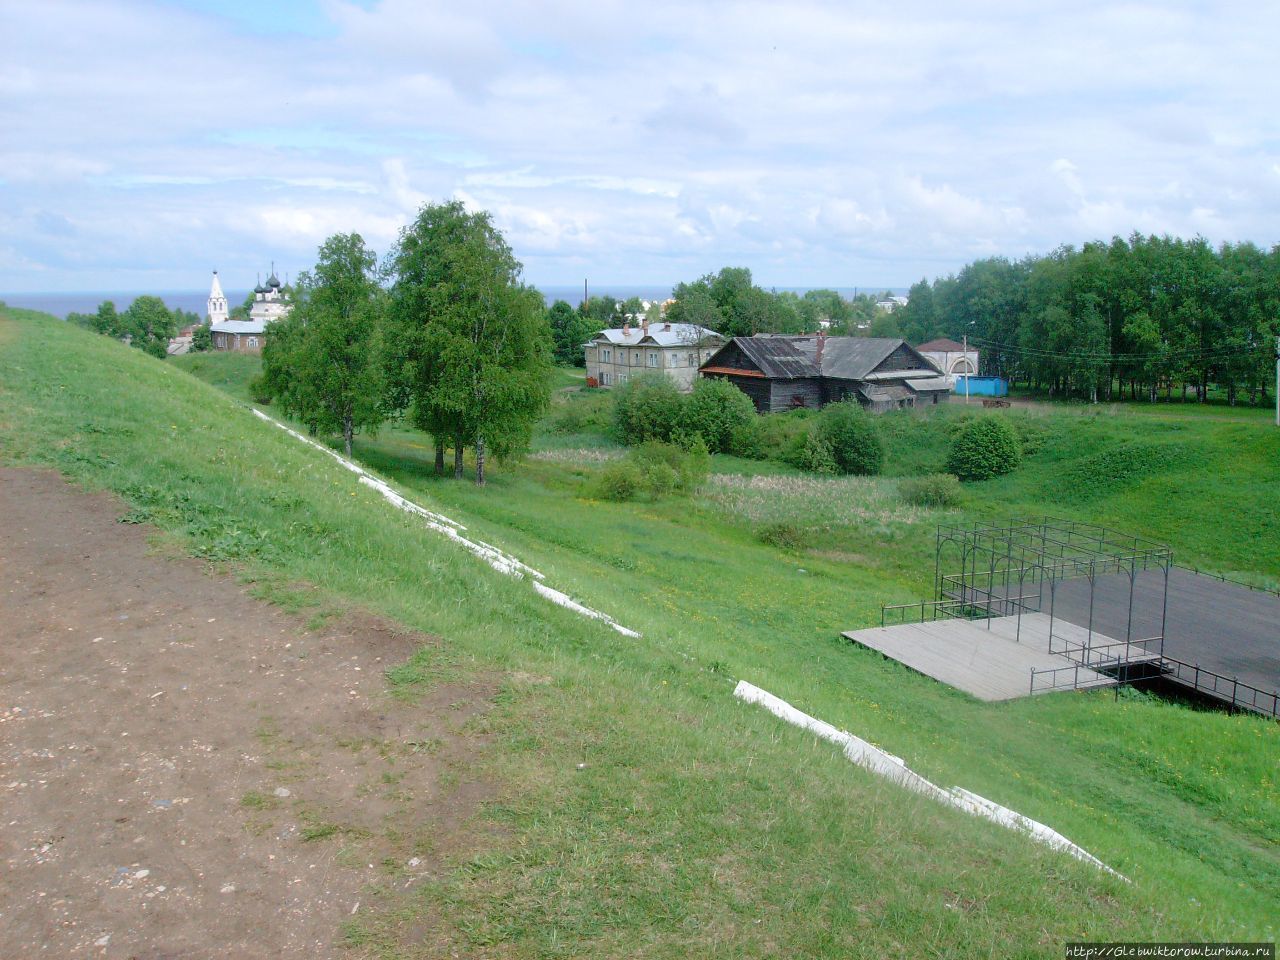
<box><xmin>7</xmin><ymin>317</ymin><xmax>1277</xmax><ymax>955</ymax></box>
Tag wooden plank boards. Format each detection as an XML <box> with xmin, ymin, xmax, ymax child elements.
<box><xmin>843</xmin><ymin>614</ymin><xmax>1116</xmax><ymax>701</ymax></box>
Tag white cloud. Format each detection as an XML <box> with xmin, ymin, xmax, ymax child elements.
<box><xmin>1</xmin><ymin>0</ymin><xmax>1278</xmax><ymax>291</ymax></box>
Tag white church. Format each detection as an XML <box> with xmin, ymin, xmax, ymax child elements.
<box><xmin>207</xmin><ymin>269</ymin><xmax>291</xmax><ymax>353</ymax></box>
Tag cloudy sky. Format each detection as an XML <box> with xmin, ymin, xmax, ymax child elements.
<box><xmin>2</xmin><ymin>0</ymin><xmax>1277</xmax><ymax>293</ymax></box>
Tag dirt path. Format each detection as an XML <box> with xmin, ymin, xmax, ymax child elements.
<box><xmin>0</xmin><ymin>468</ymin><xmax>495</xmax><ymax>958</ymax></box>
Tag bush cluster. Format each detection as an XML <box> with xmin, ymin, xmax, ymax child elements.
<box><xmin>814</xmin><ymin>400</ymin><xmax>885</xmax><ymax>475</ymax></box>
<box><xmin>945</xmin><ymin>415</ymin><xmax>1022</xmax><ymax>481</ymax></box>
<box><xmin>612</xmin><ymin>373</ymin><xmax>757</xmax><ymax>455</ymax></box>
<box><xmin>756</xmin><ymin>521</ymin><xmax>811</xmax><ymax>551</ymax></box>
<box><xmin>898</xmin><ymin>473</ymin><xmax>963</xmax><ymax>508</ymax></box>
<box><xmin>591</xmin><ymin>440</ymin><xmax>710</xmax><ymax>502</ymax></box>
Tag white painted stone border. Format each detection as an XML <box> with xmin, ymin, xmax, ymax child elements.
<box><xmin>733</xmin><ymin>680</ymin><xmax>1126</xmax><ymax>880</ymax></box>
<box><xmin>252</xmin><ymin>409</ymin><xmax>641</xmax><ymax>638</ymax></box>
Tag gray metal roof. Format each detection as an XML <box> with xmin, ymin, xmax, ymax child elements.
<box><xmin>713</xmin><ymin>336</ymin><xmax>937</xmax><ymax>381</ymax></box>
<box><xmin>906</xmin><ymin>377</ymin><xmax>952</xmax><ymax>392</ymax></box>
<box><xmin>733</xmin><ymin>336</ymin><xmax>820</xmax><ymax>378</ymax></box>
<box><xmin>591</xmin><ymin>324</ymin><xmax>722</xmax><ymax>347</ymax></box>
<box><xmin>211</xmin><ymin>319</ymin><xmax>268</xmax><ymax>334</ymax></box>
<box><xmin>820</xmin><ymin>338</ymin><xmax>906</xmax><ymax>380</ymax></box>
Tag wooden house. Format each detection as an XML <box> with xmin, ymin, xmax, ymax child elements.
<box><xmin>699</xmin><ymin>335</ymin><xmax>950</xmax><ymax>413</ymax></box>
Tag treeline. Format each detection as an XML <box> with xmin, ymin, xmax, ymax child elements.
<box><xmin>545</xmin><ymin>267</ymin><xmax>896</xmax><ymax>366</ymax></box>
<box><xmin>887</xmin><ymin>234</ymin><xmax>1280</xmax><ymax>404</ymax></box>
<box><xmin>260</xmin><ymin>201</ymin><xmax>552</xmax><ymax>484</ymax></box>
<box><xmin>67</xmin><ymin>297</ymin><xmax>207</xmax><ymax>358</ymax></box>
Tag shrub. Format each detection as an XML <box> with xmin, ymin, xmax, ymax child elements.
<box><xmin>757</xmin><ymin>521</ymin><xmax>811</xmax><ymax>551</ymax></box>
<box><xmin>681</xmin><ymin>377</ymin><xmax>757</xmax><ymax>454</ymax></box>
<box><xmin>593</xmin><ymin>460</ymin><xmax>644</xmax><ymax>501</ymax></box>
<box><xmin>755</xmin><ymin>409</ymin><xmax>814</xmax><ymax>461</ymax></box>
<box><xmin>794</xmin><ymin>432</ymin><xmax>838</xmax><ymax>475</ymax></box>
<box><xmin>633</xmin><ymin>439</ymin><xmax>709</xmax><ymax>493</ymax></box>
<box><xmin>612</xmin><ymin>373</ymin><xmax>685</xmax><ymax>445</ymax></box>
<box><xmin>945</xmin><ymin>414</ymin><xmax>1021</xmax><ymax>481</ymax></box>
<box><xmin>248</xmin><ymin>373</ymin><xmax>273</xmax><ymax>405</ymax></box>
<box><xmin>727</xmin><ymin>418</ymin><xmax>765</xmax><ymax>459</ymax></box>
<box><xmin>816</xmin><ymin>400</ymin><xmax>884</xmax><ymax>475</ymax></box>
<box><xmin>593</xmin><ymin>440</ymin><xmax>709</xmax><ymax>501</ymax></box>
<box><xmin>899</xmin><ymin>473</ymin><xmax>962</xmax><ymax>508</ymax></box>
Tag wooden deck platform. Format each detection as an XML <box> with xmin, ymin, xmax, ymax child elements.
<box><xmin>843</xmin><ymin>613</ymin><xmax>1130</xmax><ymax>701</ymax></box>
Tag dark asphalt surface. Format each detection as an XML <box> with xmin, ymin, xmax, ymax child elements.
<box><xmin>990</xmin><ymin>568</ymin><xmax>1279</xmax><ymax>695</ymax></box>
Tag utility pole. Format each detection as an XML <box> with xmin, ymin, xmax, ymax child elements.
<box><xmin>963</xmin><ymin>333</ymin><xmax>970</xmax><ymax>405</ymax></box>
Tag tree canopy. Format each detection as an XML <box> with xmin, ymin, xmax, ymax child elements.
<box><xmin>894</xmin><ymin>234</ymin><xmax>1280</xmax><ymax>404</ymax></box>
<box><xmin>388</xmin><ymin>200</ymin><xmax>553</xmax><ymax>484</ymax></box>
<box><xmin>260</xmin><ymin>232</ymin><xmax>386</xmax><ymax>456</ymax></box>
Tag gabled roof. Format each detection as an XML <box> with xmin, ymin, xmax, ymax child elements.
<box><xmin>732</xmin><ymin>336</ymin><xmax>819</xmax><ymax>378</ymax></box>
<box><xmin>705</xmin><ymin>336</ymin><xmax>939</xmax><ymax>381</ymax></box>
<box><xmin>916</xmin><ymin>337</ymin><xmax>967</xmax><ymax>352</ymax></box>
<box><xmin>821</xmin><ymin>338</ymin><xmax>914</xmax><ymax>380</ymax></box>
<box><xmin>590</xmin><ymin>323</ymin><xmax>722</xmax><ymax>348</ymax></box>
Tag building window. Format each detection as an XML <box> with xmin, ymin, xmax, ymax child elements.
<box><xmin>648</xmin><ymin>352</ymin><xmax>658</xmax><ymax>367</ymax></box>
<box><xmin>601</xmin><ymin>348</ymin><xmax>611</xmax><ymax>363</ymax></box>
<box><xmin>687</xmin><ymin>353</ymin><xmax>696</xmax><ymax>366</ymax></box>
<box><xmin>602</xmin><ymin>372</ymin><xmax>612</xmax><ymax>386</ymax></box>
<box><xmin>248</xmin><ymin>337</ymin><xmax>258</xmax><ymax>348</ymax></box>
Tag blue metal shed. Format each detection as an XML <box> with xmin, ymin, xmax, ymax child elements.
<box><xmin>952</xmin><ymin>376</ymin><xmax>1008</xmax><ymax>397</ymax></box>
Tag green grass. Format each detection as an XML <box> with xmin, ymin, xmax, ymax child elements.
<box><xmin>3</xmin><ymin>313</ymin><xmax>1277</xmax><ymax>956</ymax></box>
<box><xmin>172</xmin><ymin>350</ymin><xmax>263</xmax><ymax>404</ymax></box>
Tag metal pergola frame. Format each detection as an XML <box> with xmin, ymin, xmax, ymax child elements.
<box><xmin>933</xmin><ymin>517</ymin><xmax>1174</xmax><ymax>660</ymax></box>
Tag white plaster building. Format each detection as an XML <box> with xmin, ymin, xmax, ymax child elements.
<box><xmin>210</xmin><ymin>270</ymin><xmax>291</xmax><ymax>354</ymax></box>
<box><xmin>915</xmin><ymin>337</ymin><xmax>979</xmax><ymax>384</ymax></box>
<box><xmin>207</xmin><ymin>270</ymin><xmax>229</xmax><ymax>325</ymax></box>
<box><xmin>584</xmin><ymin>320</ymin><xmax>725</xmax><ymax>391</ymax></box>
<box><xmin>875</xmin><ymin>295</ymin><xmax>910</xmax><ymax>313</ymax></box>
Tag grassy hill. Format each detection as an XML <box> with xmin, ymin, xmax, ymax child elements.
<box><xmin>6</xmin><ymin>311</ymin><xmax>1278</xmax><ymax>955</ymax></box>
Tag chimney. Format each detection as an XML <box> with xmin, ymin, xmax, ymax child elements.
<box><xmin>662</xmin><ymin>322</ymin><xmax>671</xmax><ymax>332</ymax></box>
<box><xmin>815</xmin><ymin>329</ymin><xmax>827</xmax><ymax>368</ymax></box>
<box><xmin>641</xmin><ymin>316</ymin><xmax>649</xmax><ymax>336</ymax></box>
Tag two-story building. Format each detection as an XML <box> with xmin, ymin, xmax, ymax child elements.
<box><xmin>584</xmin><ymin>321</ymin><xmax>725</xmax><ymax>391</ymax></box>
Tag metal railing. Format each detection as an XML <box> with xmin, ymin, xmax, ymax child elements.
<box><xmin>880</xmin><ymin>597</ymin><xmax>993</xmax><ymax>627</ymax></box>
<box><xmin>1046</xmin><ymin>635</ymin><xmax>1161</xmax><ymax>669</ymax></box>
<box><xmin>1028</xmin><ymin>661</ymin><xmax>1119</xmax><ymax>695</ymax></box>
<box><xmin>1175</xmin><ymin>565</ymin><xmax>1280</xmax><ymax>599</ymax></box>
<box><xmin>1159</xmin><ymin>656</ymin><xmax>1280</xmax><ymax>718</ymax></box>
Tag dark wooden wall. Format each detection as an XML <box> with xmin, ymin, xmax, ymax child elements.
<box><xmin>769</xmin><ymin>379</ymin><xmax>823</xmax><ymax>412</ymax></box>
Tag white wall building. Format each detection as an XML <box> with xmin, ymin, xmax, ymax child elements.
<box><xmin>209</xmin><ymin>270</ymin><xmax>291</xmax><ymax>353</ymax></box>
<box><xmin>584</xmin><ymin>321</ymin><xmax>725</xmax><ymax>391</ymax></box>
<box><xmin>206</xmin><ymin>270</ymin><xmax>229</xmax><ymax>325</ymax></box>
<box><xmin>915</xmin><ymin>337</ymin><xmax>979</xmax><ymax>384</ymax></box>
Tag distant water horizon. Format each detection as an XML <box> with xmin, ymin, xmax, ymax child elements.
<box><xmin>3</xmin><ymin>284</ymin><xmax>908</xmax><ymax>321</ymax></box>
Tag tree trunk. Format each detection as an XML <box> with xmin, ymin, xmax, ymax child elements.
<box><xmin>454</xmin><ymin>441</ymin><xmax>464</xmax><ymax>480</ymax></box>
<box><xmin>434</xmin><ymin>440</ymin><xmax>445</xmax><ymax>476</ymax></box>
<box><xmin>475</xmin><ymin>435</ymin><xmax>486</xmax><ymax>486</ymax></box>
<box><xmin>343</xmin><ymin>413</ymin><xmax>353</xmax><ymax>458</ymax></box>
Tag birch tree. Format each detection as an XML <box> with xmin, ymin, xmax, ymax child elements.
<box><xmin>389</xmin><ymin>201</ymin><xmax>552</xmax><ymax>485</ymax></box>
